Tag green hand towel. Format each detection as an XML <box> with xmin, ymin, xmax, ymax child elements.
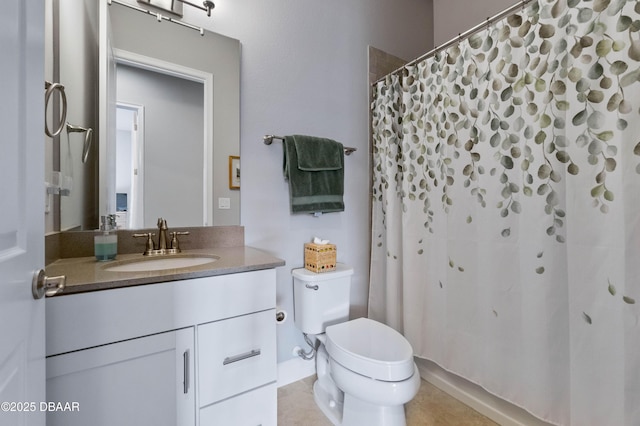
<box><xmin>292</xmin><ymin>135</ymin><xmax>343</xmax><ymax>171</ymax></box>
<box><xmin>283</xmin><ymin>135</ymin><xmax>344</xmax><ymax>214</ymax></box>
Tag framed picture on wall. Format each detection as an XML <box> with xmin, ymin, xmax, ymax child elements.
<box><xmin>229</xmin><ymin>156</ymin><xmax>240</xmax><ymax>189</ymax></box>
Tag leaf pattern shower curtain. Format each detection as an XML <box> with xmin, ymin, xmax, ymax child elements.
<box><xmin>370</xmin><ymin>1</ymin><xmax>640</xmax><ymax>424</ymax></box>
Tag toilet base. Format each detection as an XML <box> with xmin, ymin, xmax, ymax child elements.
<box><xmin>342</xmin><ymin>393</ymin><xmax>406</xmax><ymax>426</ymax></box>
<box><xmin>313</xmin><ymin>377</ymin><xmax>409</xmax><ymax>426</ymax></box>
<box><xmin>313</xmin><ymin>380</ymin><xmax>343</xmax><ymax>426</ymax></box>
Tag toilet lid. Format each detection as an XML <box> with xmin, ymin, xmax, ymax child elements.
<box><xmin>325</xmin><ymin>318</ymin><xmax>414</xmax><ymax>381</ymax></box>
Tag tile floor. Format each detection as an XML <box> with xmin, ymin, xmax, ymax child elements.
<box><xmin>278</xmin><ymin>375</ymin><xmax>498</xmax><ymax>425</ymax></box>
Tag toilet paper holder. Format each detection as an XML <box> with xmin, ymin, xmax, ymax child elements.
<box><xmin>275</xmin><ymin>309</ymin><xmax>287</xmax><ymax>324</ymax></box>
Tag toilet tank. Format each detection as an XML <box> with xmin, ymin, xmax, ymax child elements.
<box><xmin>292</xmin><ymin>263</ymin><xmax>354</xmax><ymax>335</ymax></box>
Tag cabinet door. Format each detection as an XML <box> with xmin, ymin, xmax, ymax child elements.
<box><xmin>46</xmin><ymin>328</ymin><xmax>195</xmax><ymax>426</ymax></box>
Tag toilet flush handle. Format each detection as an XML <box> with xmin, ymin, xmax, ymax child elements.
<box><xmin>305</xmin><ymin>283</ymin><xmax>319</xmax><ymax>291</ymax></box>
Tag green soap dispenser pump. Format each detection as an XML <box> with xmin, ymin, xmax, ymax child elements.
<box><xmin>95</xmin><ymin>214</ymin><xmax>118</xmax><ymax>261</ymax></box>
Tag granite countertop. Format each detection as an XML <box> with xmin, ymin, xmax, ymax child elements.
<box><xmin>45</xmin><ymin>246</ymin><xmax>285</xmax><ymax>296</ymax></box>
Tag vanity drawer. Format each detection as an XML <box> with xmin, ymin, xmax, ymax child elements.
<box><xmin>198</xmin><ymin>309</ymin><xmax>276</xmax><ymax>406</ymax></box>
<box><xmin>199</xmin><ymin>383</ymin><xmax>276</xmax><ymax>426</ymax></box>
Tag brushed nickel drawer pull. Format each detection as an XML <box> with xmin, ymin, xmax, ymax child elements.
<box><xmin>183</xmin><ymin>349</ymin><xmax>190</xmax><ymax>394</ymax></box>
<box><xmin>223</xmin><ymin>349</ymin><xmax>261</xmax><ymax>365</ymax></box>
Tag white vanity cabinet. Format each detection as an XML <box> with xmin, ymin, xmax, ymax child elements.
<box><xmin>45</xmin><ymin>269</ymin><xmax>277</xmax><ymax>426</ymax></box>
<box><xmin>46</xmin><ymin>328</ymin><xmax>195</xmax><ymax>426</ymax></box>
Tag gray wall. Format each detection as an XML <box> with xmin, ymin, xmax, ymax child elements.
<box><xmin>116</xmin><ymin>65</ymin><xmax>204</xmax><ymax>228</ymax></box>
<box><xmin>108</xmin><ymin>0</ymin><xmax>433</xmax><ymax>365</ymax></box>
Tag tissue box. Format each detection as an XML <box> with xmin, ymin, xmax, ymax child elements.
<box><xmin>304</xmin><ymin>243</ymin><xmax>337</xmax><ymax>273</ymax></box>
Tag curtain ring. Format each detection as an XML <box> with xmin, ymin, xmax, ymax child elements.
<box><xmin>400</xmin><ymin>67</ymin><xmax>409</xmax><ymax>85</ymax></box>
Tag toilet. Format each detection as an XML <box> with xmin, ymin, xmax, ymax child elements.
<box><xmin>292</xmin><ymin>264</ymin><xmax>420</xmax><ymax>426</ymax></box>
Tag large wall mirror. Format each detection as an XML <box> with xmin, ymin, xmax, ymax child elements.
<box><xmin>48</xmin><ymin>0</ymin><xmax>240</xmax><ymax>232</ymax></box>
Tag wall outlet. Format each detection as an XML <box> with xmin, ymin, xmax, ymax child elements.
<box><xmin>218</xmin><ymin>197</ymin><xmax>231</xmax><ymax>209</ymax></box>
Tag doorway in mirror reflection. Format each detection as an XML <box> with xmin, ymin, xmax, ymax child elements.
<box><xmin>115</xmin><ymin>64</ymin><xmax>204</xmax><ymax>229</ymax></box>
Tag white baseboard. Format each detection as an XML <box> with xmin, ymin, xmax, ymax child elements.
<box><xmin>416</xmin><ymin>358</ymin><xmax>555</xmax><ymax>426</ymax></box>
<box><xmin>277</xmin><ymin>356</ymin><xmax>316</xmax><ymax>388</ymax></box>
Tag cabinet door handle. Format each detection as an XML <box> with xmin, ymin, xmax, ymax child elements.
<box><xmin>223</xmin><ymin>349</ymin><xmax>261</xmax><ymax>365</ymax></box>
<box><xmin>183</xmin><ymin>349</ymin><xmax>190</xmax><ymax>394</ymax></box>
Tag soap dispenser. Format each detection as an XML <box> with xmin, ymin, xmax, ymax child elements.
<box><xmin>95</xmin><ymin>214</ymin><xmax>118</xmax><ymax>261</ymax></box>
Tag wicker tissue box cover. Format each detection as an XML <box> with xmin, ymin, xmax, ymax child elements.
<box><xmin>304</xmin><ymin>243</ymin><xmax>337</xmax><ymax>273</ymax></box>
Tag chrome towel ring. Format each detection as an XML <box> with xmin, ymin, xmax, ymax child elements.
<box><xmin>44</xmin><ymin>81</ymin><xmax>68</xmax><ymax>138</ymax></box>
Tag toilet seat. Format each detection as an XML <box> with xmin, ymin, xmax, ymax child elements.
<box><xmin>325</xmin><ymin>317</ymin><xmax>414</xmax><ymax>381</ymax></box>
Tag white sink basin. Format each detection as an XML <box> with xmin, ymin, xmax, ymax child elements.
<box><xmin>103</xmin><ymin>254</ymin><xmax>219</xmax><ymax>272</ymax></box>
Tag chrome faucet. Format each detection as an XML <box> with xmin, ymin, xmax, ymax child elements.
<box><xmin>133</xmin><ymin>218</ymin><xmax>189</xmax><ymax>256</ymax></box>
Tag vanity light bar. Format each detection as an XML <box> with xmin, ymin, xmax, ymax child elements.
<box><xmin>108</xmin><ymin>0</ymin><xmax>206</xmax><ymax>36</ymax></box>
<box><xmin>138</xmin><ymin>0</ymin><xmax>215</xmax><ymax>18</ymax></box>
<box><xmin>177</xmin><ymin>0</ymin><xmax>215</xmax><ymax>17</ymax></box>
<box><xmin>263</xmin><ymin>135</ymin><xmax>357</xmax><ymax>156</ymax></box>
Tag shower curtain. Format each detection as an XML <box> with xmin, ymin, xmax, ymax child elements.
<box><xmin>369</xmin><ymin>1</ymin><xmax>640</xmax><ymax>424</ymax></box>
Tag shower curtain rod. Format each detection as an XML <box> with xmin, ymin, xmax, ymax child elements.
<box><xmin>373</xmin><ymin>0</ymin><xmax>536</xmax><ymax>85</ymax></box>
<box><xmin>108</xmin><ymin>0</ymin><xmax>206</xmax><ymax>36</ymax></box>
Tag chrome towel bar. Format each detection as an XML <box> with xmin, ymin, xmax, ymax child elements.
<box><xmin>263</xmin><ymin>135</ymin><xmax>357</xmax><ymax>155</ymax></box>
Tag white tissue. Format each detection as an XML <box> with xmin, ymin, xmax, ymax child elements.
<box><xmin>313</xmin><ymin>237</ymin><xmax>330</xmax><ymax>245</ymax></box>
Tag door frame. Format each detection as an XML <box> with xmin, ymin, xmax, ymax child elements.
<box><xmin>101</xmin><ymin>48</ymin><xmax>214</xmax><ymax>226</ymax></box>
